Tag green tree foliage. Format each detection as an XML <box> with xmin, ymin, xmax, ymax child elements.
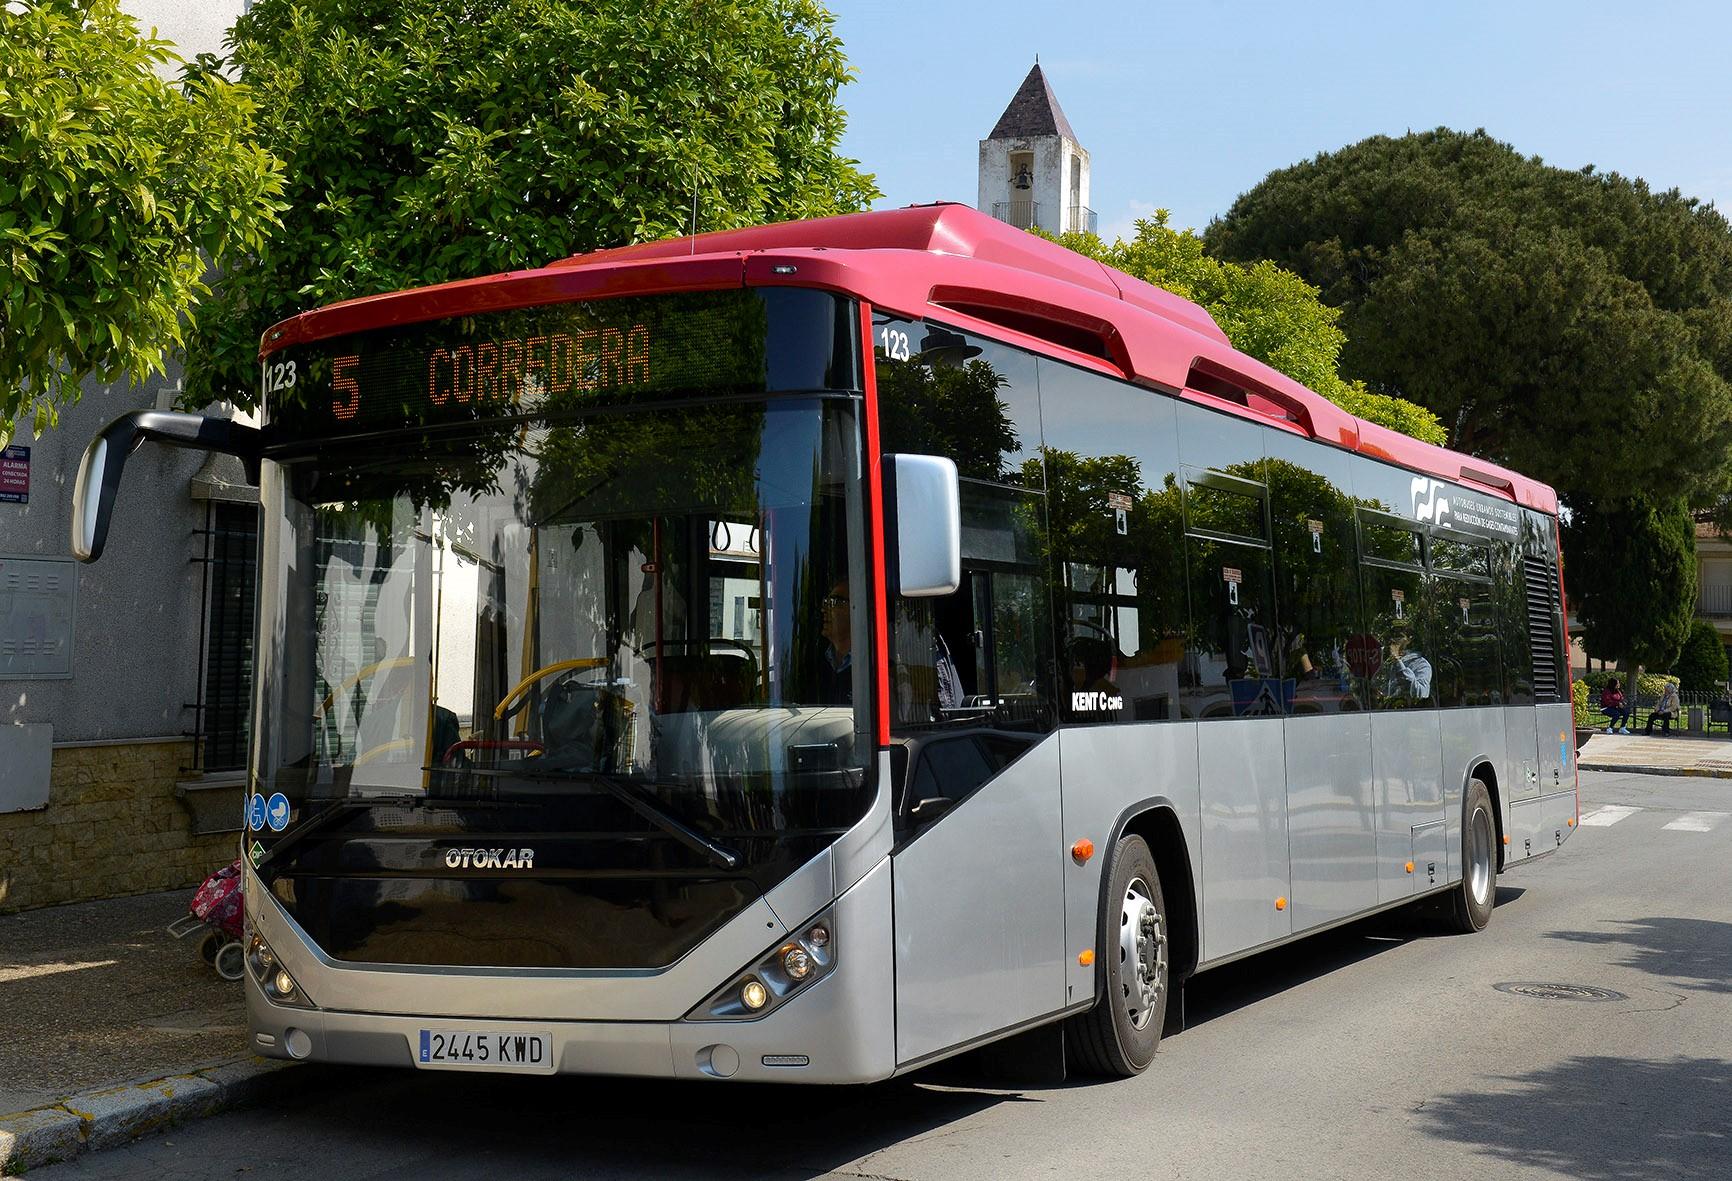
<box><xmin>188</xmin><ymin>0</ymin><xmax>878</xmax><ymax>408</ymax></box>
<box><xmin>1206</xmin><ymin>129</ymin><xmax>1732</xmax><ymax>506</ymax></box>
<box><xmin>1672</xmin><ymin>618</ymin><xmax>1728</xmax><ymax>691</ymax></box>
<box><xmin>0</xmin><ymin>0</ymin><xmax>283</xmax><ymax>439</ymax></box>
<box><xmin>1563</xmin><ymin>497</ymin><xmax>1697</xmax><ymax>671</ymax></box>
<box><xmin>1050</xmin><ymin>215</ymin><xmax>1447</xmax><ymax>445</ymax></box>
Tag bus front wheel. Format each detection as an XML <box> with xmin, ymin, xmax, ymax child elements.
<box><xmin>1067</xmin><ymin>834</ymin><xmax>1167</xmax><ymax>1077</ymax></box>
<box><xmin>1443</xmin><ymin>778</ymin><xmax>1498</xmax><ymax>933</ymax></box>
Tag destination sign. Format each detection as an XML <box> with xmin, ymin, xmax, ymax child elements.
<box><xmin>267</xmin><ymin>289</ymin><xmax>771</xmax><ymax>437</ymax></box>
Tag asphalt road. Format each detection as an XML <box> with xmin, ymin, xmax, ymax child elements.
<box><xmin>35</xmin><ymin>769</ymin><xmax>1732</xmax><ymax>1180</ymax></box>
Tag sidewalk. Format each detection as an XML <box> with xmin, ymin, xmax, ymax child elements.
<box><xmin>0</xmin><ymin>890</ymin><xmax>298</xmax><ymax>1173</ymax></box>
<box><xmin>1577</xmin><ymin>731</ymin><xmax>1732</xmax><ymax>778</ymax></box>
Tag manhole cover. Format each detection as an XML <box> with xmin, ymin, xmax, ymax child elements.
<box><xmin>1493</xmin><ymin>982</ymin><xmax>1627</xmax><ymax>1002</ymax></box>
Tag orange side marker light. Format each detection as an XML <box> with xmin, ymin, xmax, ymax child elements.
<box><xmin>1070</xmin><ymin>838</ymin><xmax>1095</xmax><ymax>864</ymax></box>
<box><xmin>1405</xmin><ymin>861</ymin><xmax>1415</xmax><ymax>874</ymax></box>
<box><xmin>1503</xmin><ymin>835</ymin><xmax>1511</xmax><ymax>845</ymax></box>
<box><xmin>1567</xmin><ymin>817</ymin><xmax>1576</xmax><ymax>828</ymax></box>
<box><xmin>1078</xmin><ymin>949</ymin><xmax>1095</xmax><ymax>966</ymax></box>
<box><xmin>1275</xmin><ymin>897</ymin><xmax>1287</xmax><ymax>911</ymax></box>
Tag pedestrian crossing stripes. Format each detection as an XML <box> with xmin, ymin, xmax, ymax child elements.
<box><xmin>1662</xmin><ymin>811</ymin><xmax>1725</xmax><ymax>832</ymax></box>
<box><xmin>1575</xmin><ymin>805</ymin><xmax>1730</xmax><ymax>831</ymax></box>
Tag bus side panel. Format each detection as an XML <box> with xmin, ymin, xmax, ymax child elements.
<box><xmin>1056</xmin><ymin>722</ymin><xmax>1201</xmax><ymax>1007</ymax></box>
<box><xmin>1284</xmin><ymin>712</ymin><xmax>1377</xmax><ymax>932</ymax></box>
<box><xmin>1371</xmin><ymin>711</ymin><xmax>1445</xmax><ymax>903</ymax></box>
<box><xmin>892</xmin><ymin>735</ymin><xmax>1066</xmax><ymax>1066</ymax></box>
<box><xmin>1503</xmin><ymin>702</ymin><xmax>1541</xmax><ymax>851</ymax></box>
<box><xmin>1199</xmin><ymin>718</ymin><xmax>1291</xmax><ymax>961</ymax></box>
<box><xmin>1537</xmin><ymin>702</ymin><xmax>1575</xmax><ymax>800</ymax></box>
<box><xmin>1438</xmin><ymin>707</ymin><xmax>1508</xmax><ymax>883</ymax></box>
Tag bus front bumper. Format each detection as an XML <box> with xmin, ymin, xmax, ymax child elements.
<box><xmin>244</xmin><ymin>861</ymin><xmax>897</xmax><ymax>1085</ymax></box>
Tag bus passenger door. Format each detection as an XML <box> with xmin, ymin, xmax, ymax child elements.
<box><xmin>889</xmin><ymin>480</ymin><xmax>1066</xmax><ymax>1066</ymax></box>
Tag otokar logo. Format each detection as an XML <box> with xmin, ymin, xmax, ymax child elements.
<box><xmin>444</xmin><ymin>847</ymin><xmax>536</xmax><ymax>870</ymax></box>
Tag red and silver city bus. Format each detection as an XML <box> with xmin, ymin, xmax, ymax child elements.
<box><xmin>74</xmin><ymin>203</ymin><xmax>1576</xmax><ymax>1082</ymax></box>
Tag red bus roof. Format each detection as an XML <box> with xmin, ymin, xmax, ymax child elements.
<box><xmin>259</xmin><ymin>202</ymin><xmax>1556</xmax><ymax>514</ymax></box>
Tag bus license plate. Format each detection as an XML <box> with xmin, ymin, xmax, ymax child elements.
<box><xmin>414</xmin><ymin>1028</ymin><xmax>556</xmax><ymax>1074</ymax></box>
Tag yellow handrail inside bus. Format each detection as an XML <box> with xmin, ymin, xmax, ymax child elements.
<box><xmin>313</xmin><ymin>656</ymin><xmax>418</xmax><ymax>720</ymax></box>
<box><xmin>493</xmin><ymin>657</ymin><xmax>609</xmax><ymax>721</ymax></box>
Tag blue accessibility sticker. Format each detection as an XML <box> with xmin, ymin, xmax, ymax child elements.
<box><xmin>266</xmin><ymin>792</ymin><xmax>292</xmax><ymax>832</ymax></box>
<box><xmin>247</xmin><ymin>794</ymin><xmax>267</xmax><ymax>832</ymax></box>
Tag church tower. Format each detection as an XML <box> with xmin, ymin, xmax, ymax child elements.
<box><xmin>978</xmin><ymin>63</ymin><xmax>1093</xmax><ymax>236</ymax></box>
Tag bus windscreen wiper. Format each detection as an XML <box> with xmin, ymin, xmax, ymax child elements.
<box><xmin>475</xmin><ymin>766</ymin><xmax>741</xmax><ymax>871</ymax></box>
<box><xmin>253</xmin><ymin>796</ymin><xmax>420</xmax><ymax>873</ymax></box>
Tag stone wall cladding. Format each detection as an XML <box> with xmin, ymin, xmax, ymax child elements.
<box><xmin>0</xmin><ymin>740</ymin><xmax>236</xmax><ymax>913</ymax></box>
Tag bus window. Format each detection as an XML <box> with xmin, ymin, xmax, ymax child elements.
<box><xmin>1265</xmin><ymin>432</ymin><xmax>1363</xmax><ymax>713</ymax></box>
<box><xmin>1430</xmin><ymin>565</ymin><xmax>1500</xmax><ymax>707</ymax></box>
<box><xmin>1037</xmin><ymin>360</ymin><xmax>1185</xmax><ymax>724</ymax></box>
<box><xmin>1182</xmin><ymin>469</ymin><xmax>1279</xmax><ymax>719</ymax></box>
<box><xmin>1358</xmin><ymin>512</ymin><xmax>1432</xmax><ymax>709</ymax></box>
<box><xmin>874</xmin><ymin>318</ymin><xmax>1055</xmax><ymax>819</ymax></box>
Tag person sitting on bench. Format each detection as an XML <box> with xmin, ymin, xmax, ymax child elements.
<box><xmin>1645</xmin><ymin>680</ymin><xmax>1682</xmax><ymax>735</ymax></box>
<box><xmin>1599</xmin><ymin>678</ymin><xmax>1631</xmax><ymax>734</ymax></box>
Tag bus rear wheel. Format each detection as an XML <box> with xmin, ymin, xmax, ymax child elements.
<box><xmin>1066</xmin><ymin>834</ymin><xmax>1167</xmax><ymax>1077</ymax></box>
<box><xmin>1444</xmin><ymin>778</ymin><xmax>1498</xmax><ymax>933</ymax></box>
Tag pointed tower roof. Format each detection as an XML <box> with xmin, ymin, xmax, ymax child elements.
<box><xmin>987</xmin><ymin>63</ymin><xmax>1077</xmax><ymax>142</ymax></box>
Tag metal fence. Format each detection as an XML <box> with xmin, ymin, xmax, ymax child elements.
<box><xmin>1581</xmin><ymin>686</ymin><xmax>1732</xmax><ymax>736</ymax></box>
<box><xmin>1697</xmin><ymin>584</ymin><xmax>1732</xmax><ymax>616</ymax></box>
<box><xmin>1066</xmin><ymin>205</ymin><xmax>1098</xmax><ymax>235</ymax></box>
<box><xmin>991</xmin><ymin>200</ymin><xmax>1040</xmax><ymax>230</ymax></box>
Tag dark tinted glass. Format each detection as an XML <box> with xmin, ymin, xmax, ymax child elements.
<box><xmin>1430</xmin><ymin>572</ymin><xmax>1501</xmax><ymax>707</ymax></box>
<box><xmin>1176</xmin><ymin>403</ymin><xmax>1279</xmax><ymax>719</ymax></box>
<box><xmin>1038</xmin><ymin>360</ymin><xmax>1185</xmax><ymax>724</ymax></box>
<box><xmin>874</xmin><ymin>316</ymin><xmax>1056</xmax><ymax>827</ymax></box>
<box><xmin>1359</xmin><ymin>516</ymin><xmax>1431</xmax><ymax>709</ymax></box>
<box><xmin>1362</xmin><ymin>518</ymin><xmax>1424</xmax><ymax>567</ymax></box>
<box><xmin>1265</xmin><ymin>432</ymin><xmax>1363</xmax><ymax>714</ymax></box>
<box><xmin>1186</xmin><ymin>478</ymin><xmax>1268</xmax><ymax>540</ymax></box>
<box><xmin>1431</xmin><ymin>536</ymin><xmax>1492</xmax><ymax>578</ymax></box>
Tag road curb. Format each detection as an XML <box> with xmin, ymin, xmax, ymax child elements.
<box><xmin>1579</xmin><ymin>762</ymin><xmax>1732</xmax><ymax>779</ymax></box>
<box><xmin>0</xmin><ymin>1056</ymin><xmax>300</xmax><ymax>1175</ymax></box>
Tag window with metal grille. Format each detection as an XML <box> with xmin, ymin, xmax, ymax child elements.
<box><xmin>201</xmin><ymin>503</ymin><xmax>259</xmax><ymax>770</ymax></box>
<box><xmin>1524</xmin><ymin>553</ymin><xmax>1562</xmax><ymax>703</ymax></box>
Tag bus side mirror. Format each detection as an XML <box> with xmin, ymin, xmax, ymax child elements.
<box><xmin>72</xmin><ymin>411</ymin><xmax>263</xmax><ymax>562</ymax></box>
<box><xmin>889</xmin><ymin>454</ymin><xmax>960</xmax><ymax>597</ymax></box>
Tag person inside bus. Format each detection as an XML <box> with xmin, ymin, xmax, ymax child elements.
<box><xmin>1379</xmin><ymin>629</ymin><xmax>1434</xmax><ymax>703</ymax></box>
<box><xmin>817</xmin><ymin>579</ymin><xmax>853</xmax><ymax>704</ymax></box>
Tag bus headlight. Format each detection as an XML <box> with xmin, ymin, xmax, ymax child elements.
<box><xmin>687</xmin><ymin>909</ymin><xmax>836</xmax><ymax>1021</ymax></box>
<box><xmin>246</xmin><ymin>931</ymin><xmax>315</xmax><ymax>1010</ymax></box>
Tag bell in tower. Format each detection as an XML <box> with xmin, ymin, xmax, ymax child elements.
<box><xmin>978</xmin><ymin>63</ymin><xmax>1093</xmax><ymax>236</ymax></box>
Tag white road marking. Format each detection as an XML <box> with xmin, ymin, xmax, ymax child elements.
<box><xmin>1662</xmin><ymin>811</ymin><xmax>1727</xmax><ymax>832</ymax></box>
<box><xmin>1578</xmin><ymin>804</ymin><xmax>1641</xmax><ymax>827</ymax></box>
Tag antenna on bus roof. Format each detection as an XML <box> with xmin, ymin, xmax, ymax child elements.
<box><xmin>690</xmin><ymin>158</ymin><xmax>699</xmax><ymax>254</ymax></box>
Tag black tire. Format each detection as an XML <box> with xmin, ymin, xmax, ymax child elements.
<box><xmin>1066</xmin><ymin>835</ymin><xmax>1168</xmax><ymax>1077</ymax></box>
<box><xmin>197</xmin><ymin>929</ymin><xmax>221</xmax><ymax>965</ymax></box>
<box><xmin>1444</xmin><ymin>778</ymin><xmax>1498</xmax><ymax>933</ymax></box>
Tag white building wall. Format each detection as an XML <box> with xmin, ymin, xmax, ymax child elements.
<box><xmin>124</xmin><ymin>1</ymin><xmax>250</xmax><ymax>74</ymax></box>
<box><xmin>978</xmin><ymin>135</ymin><xmax>1091</xmax><ymax>235</ymax></box>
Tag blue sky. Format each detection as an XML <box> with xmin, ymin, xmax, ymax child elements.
<box><xmin>831</xmin><ymin>0</ymin><xmax>1732</xmax><ymax>240</ymax></box>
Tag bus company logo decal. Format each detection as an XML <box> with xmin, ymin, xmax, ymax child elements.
<box><xmin>1072</xmin><ymin>690</ymin><xmax>1124</xmax><ymax>712</ymax></box>
<box><xmin>444</xmin><ymin>847</ymin><xmax>536</xmax><ymax>870</ymax></box>
<box><xmin>1411</xmin><ymin>477</ymin><xmax>1450</xmax><ymax>526</ymax></box>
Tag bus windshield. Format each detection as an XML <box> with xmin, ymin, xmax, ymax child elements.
<box><xmin>258</xmin><ymin>396</ymin><xmax>871</xmax><ymax>834</ymax></box>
